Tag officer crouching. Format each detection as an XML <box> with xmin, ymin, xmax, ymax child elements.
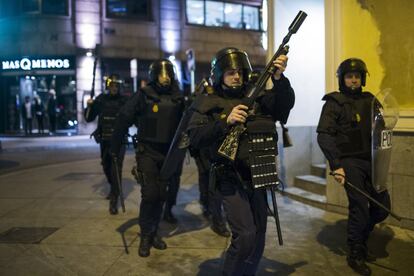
<box><xmin>111</xmin><ymin>59</ymin><xmax>184</xmax><ymax>257</ymax></box>
<box><xmin>84</xmin><ymin>74</ymin><xmax>128</xmax><ymax>215</ymax></box>
<box><xmin>317</xmin><ymin>58</ymin><xmax>391</xmax><ymax>276</ymax></box>
<box><xmin>187</xmin><ymin>47</ymin><xmax>295</xmax><ymax>275</ymax></box>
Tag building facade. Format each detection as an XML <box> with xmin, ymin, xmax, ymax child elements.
<box><xmin>0</xmin><ymin>0</ymin><xmax>265</xmax><ymax>135</ymax></box>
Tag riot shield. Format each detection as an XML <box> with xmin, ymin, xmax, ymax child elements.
<box><xmin>371</xmin><ymin>88</ymin><xmax>399</xmax><ymax>192</ymax></box>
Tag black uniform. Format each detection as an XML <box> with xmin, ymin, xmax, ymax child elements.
<box><xmin>317</xmin><ymin>90</ymin><xmax>390</xmax><ymax>252</ymax></box>
<box><xmin>111</xmin><ymin>81</ymin><xmax>184</xmax><ymax>252</ymax></box>
<box><xmin>188</xmin><ymin>73</ymin><xmax>294</xmax><ymax>275</ymax></box>
<box><xmin>84</xmin><ymin>92</ymin><xmax>128</xmax><ymax>202</ymax></box>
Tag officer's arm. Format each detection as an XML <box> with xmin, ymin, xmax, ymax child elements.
<box><xmin>187</xmin><ymin>111</ymin><xmax>227</xmax><ymax>149</ymax></box>
<box><xmin>259</xmin><ymin>74</ymin><xmax>295</xmax><ymax>123</ymax></box>
<box><xmin>110</xmin><ymin>93</ymin><xmax>142</xmax><ymax>155</ymax></box>
<box><xmin>84</xmin><ymin>95</ymin><xmax>101</xmax><ymax>122</ymax></box>
<box><xmin>316</xmin><ymin>100</ymin><xmax>342</xmax><ymax>171</ymax></box>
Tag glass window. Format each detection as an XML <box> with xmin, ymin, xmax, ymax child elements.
<box><xmin>243</xmin><ymin>5</ymin><xmax>260</xmax><ymax>30</ymax></box>
<box><xmin>185</xmin><ymin>0</ymin><xmax>261</xmax><ymax>31</ymax></box>
<box><xmin>42</xmin><ymin>0</ymin><xmax>68</xmax><ymax>16</ymax></box>
<box><xmin>224</xmin><ymin>3</ymin><xmax>242</xmax><ymax>29</ymax></box>
<box><xmin>22</xmin><ymin>0</ymin><xmax>41</xmax><ymax>13</ymax></box>
<box><xmin>107</xmin><ymin>0</ymin><xmax>151</xmax><ymax>20</ymax></box>
<box><xmin>205</xmin><ymin>1</ymin><xmax>223</xmax><ymax>27</ymax></box>
<box><xmin>187</xmin><ymin>0</ymin><xmax>204</xmax><ymax>25</ymax></box>
<box><xmin>0</xmin><ymin>0</ymin><xmax>19</xmax><ymax>18</ymax></box>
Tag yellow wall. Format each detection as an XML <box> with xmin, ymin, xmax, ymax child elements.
<box><xmin>340</xmin><ymin>0</ymin><xmax>414</xmax><ymax>108</ymax></box>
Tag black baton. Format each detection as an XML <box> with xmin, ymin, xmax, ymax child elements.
<box><xmin>330</xmin><ymin>172</ymin><xmax>401</xmax><ymax>221</ymax></box>
<box><xmin>112</xmin><ymin>156</ymin><xmax>126</xmax><ymax>213</ymax></box>
<box><xmin>270</xmin><ymin>187</ymin><xmax>283</xmax><ymax>245</ymax></box>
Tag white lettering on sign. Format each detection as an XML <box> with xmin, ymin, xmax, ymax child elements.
<box><xmin>1</xmin><ymin>58</ymin><xmax>71</xmax><ymax>71</ymax></box>
<box><xmin>381</xmin><ymin>130</ymin><xmax>392</xmax><ymax>149</ymax></box>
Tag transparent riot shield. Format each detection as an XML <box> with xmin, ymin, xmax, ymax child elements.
<box><xmin>371</xmin><ymin>88</ymin><xmax>399</xmax><ymax>192</ymax></box>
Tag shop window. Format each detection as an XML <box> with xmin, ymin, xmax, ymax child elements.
<box><xmin>42</xmin><ymin>0</ymin><xmax>69</xmax><ymax>16</ymax></box>
<box><xmin>0</xmin><ymin>0</ymin><xmax>19</xmax><ymax>18</ymax></box>
<box><xmin>186</xmin><ymin>0</ymin><xmax>261</xmax><ymax>31</ymax></box>
<box><xmin>22</xmin><ymin>0</ymin><xmax>41</xmax><ymax>13</ymax></box>
<box><xmin>106</xmin><ymin>0</ymin><xmax>151</xmax><ymax>20</ymax></box>
<box><xmin>0</xmin><ymin>0</ymin><xmax>68</xmax><ymax>17</ymax></box>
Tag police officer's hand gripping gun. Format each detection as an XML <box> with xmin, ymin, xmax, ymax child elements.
<box><xmin>218</xmin><ymin>11</ymin><xmax>307</xmax><ymax>161</ymax></box>
<box><xmin>112</xmin><ymin>156</ymin><xmax>126</xmax><ymax>213</ymax></box>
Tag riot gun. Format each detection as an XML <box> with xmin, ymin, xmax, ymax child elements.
<box><xmin>218</xmin><ymin>10</ymin><xmax>307</xmax><ymax>161</ymax></box>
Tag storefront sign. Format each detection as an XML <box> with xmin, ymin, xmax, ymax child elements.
<box><xmin>1</xmin><ymin>56</ymin><xmax>75</xmax><ymax>72</ymax></box>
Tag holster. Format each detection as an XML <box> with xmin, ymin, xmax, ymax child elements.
<box><xmin>90</xmin><ymin>129</ymin><xmax>102</xmax><ymax>144</ymax></box>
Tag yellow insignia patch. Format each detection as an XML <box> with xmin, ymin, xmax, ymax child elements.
<box><xmin>220</xmin><ymin>114</ymin><xmax>227</xmax><ymax>119</ymax></box>
<box><xmin>152</xmin><ymin>104</ymin><xmax>159</xmax><ymax>113</ymax></box>
<box><xmin>356</xmin><ymin>113</ymin><xmax>361</xmax><ymax>122</ymax></box>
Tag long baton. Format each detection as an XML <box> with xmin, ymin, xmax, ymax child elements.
<box><xmin>270</xmin><ymin>186</ymin><xmax>283</xmax><ymax>245</ymax></box>
<box><xmin>112</xmin><ymin>156</ymin><xmax>126</xmax><ymax>213</ymax></box>
<box><xmin>330</xmin><ymin>172</ymin><xmax>401</xmax><ymax>221</ymax></box>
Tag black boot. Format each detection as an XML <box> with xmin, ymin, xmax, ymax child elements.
<box><xmin>109</xmin><ymin>196</ymin><xmax>118</xmax><ymax>215</ymax></box>
<box><xmin>152</xmin><ymin>234</ymin><xmax>167</xmax><ymax>250</ymax></box>
<box><xmin>201</xmin><ymin>204</ymin><xmax>211</xmax><ymax>218</ymax></box>
<box><xmin>211</xmin><ymin>220</ymin><xmax>231</xmax><ymax>237</ymax></box>
<box><xmin>347</xmin><ymin>245</ymin><xmax>371</xmax><ymax>276</ymax></box>
<box><xmin>138</xmin><ymin>235</ymin><xmax>152</xmax><ymax>257</ymax></box>
<box><xmin>163</xmin><ymin>205</ymin><xmax>178</xmax><ymax>224</ymax></box>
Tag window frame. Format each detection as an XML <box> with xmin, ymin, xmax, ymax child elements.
<box><xmin>185</xmin><ymin>0</ymin><xmax>262</xmax><ymax>32</ymax></box>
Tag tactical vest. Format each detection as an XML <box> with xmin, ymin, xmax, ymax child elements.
<box><xmin>98</xmin><ymin>94</ymin><xmax>126</xmax><ymax>141</ymax></box>
<box><xmin>194</xmin><ymin>93</ymin><xmax>279</xmax><ymax>188</ymax></box>
<box><xmin>137</xmin><ymin>86</ymin><xmax>183</xmax><ymax>144</ymax></box>
<box><xmin>323</xmin><ymin>91</ymin><xmax>373</xmax><ymax>158</ymax></box>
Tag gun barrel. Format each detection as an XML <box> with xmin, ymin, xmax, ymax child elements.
<box><xmin>288</xmin><ymin>10</ymin><xmax>308</xmax><ymax>33</ymax></box>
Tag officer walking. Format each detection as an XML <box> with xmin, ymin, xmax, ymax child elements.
<box><xmin>187</xmin><ymin>47</ymin><xmax>295</xmax><ymax>275</ymax></box>
<box><xmin>111</xmin><ymin>59</ymin><xmax>185</xmax><ymax>257</ymax></box>
<box><xmin>317</xmin><ymin>58</ymin><xmax>391</xmax><ymax>276</ymax></box>
<box><xmin>84</xmin><ymin>74</ymin><xmax>128</xmax><ymax>215</ymax></box>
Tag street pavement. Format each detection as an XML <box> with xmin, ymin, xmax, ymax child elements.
<box><xmin>0</xmin><ymin>136</ymin><xmax>413</xmax><ymax>275</ymax></box>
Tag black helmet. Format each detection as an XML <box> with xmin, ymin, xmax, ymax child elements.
<box><xmin>336</xmin><ymin>58</ymin><xmax>368</xmax><ymax>87</ymax></box>
<box><xmin>210</xmin><ymin>47</ymin><xmax>252</xmax><ymax>87</ymax></box>
<box><xmin>148</xmin><ymin>59</ymin><xmax>176</xmax><ymax>83</ymax></box>
<box><xmin>105</xmin><ymin>73</ymin><xmax>123</xmax><ymax>89</ymax></box>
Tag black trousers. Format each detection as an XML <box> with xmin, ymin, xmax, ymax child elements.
<box><xmin>219</xmin><ymin>176</ymin><xmax>268</xmax><ymax>276</ymax></box>
<box><xmin>100</xmin><ymin>141</ymin><xmax>125</xmax><ymax>197</ymax></box>
<box><xmin>24</xmin><ymin>118</ymin><xmax>32</xmax><ymax>135</ymax></box>
<box><xmin>36</xmin><ymin>114</ymin><xmax>44</xmax><ymax>133</ymax></box>
<box><xmin>136</xmin><ymin>144</ymin><xmax>168</xmax><ymax>236</ymax></box>
<box><xmin>165</xmin><ymin>163</ymin><xmax>183</xmax><ymax>208</ymax></box>
<box><xmin>198</xmin><ymin>170</ymin><xmax>225</xmax><ymax>223</ymax></box>
<box><xmin>341</xmin><ymin>158</ymin><xmax>390</xmax><ymax>248</ymax></box>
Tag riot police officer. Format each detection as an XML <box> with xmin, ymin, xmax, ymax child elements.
<box><xmin>187</xmin><ymin>47</ymin><xmax>294</xmax><ymax>275</ymax></box>
<box><xmin>111</xmin><ymin>59</ymin><xmax>184</xmax><ymax>257</ymax></box>
<box><xmin>317</xmin><ymin>58</ymin><xmax>391</xmax><ymax>276</ymax></box>
<box><xmin>84</xmin><ymin>74</ymin><xmax>128</xmax><ymax>215</ymax></box>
